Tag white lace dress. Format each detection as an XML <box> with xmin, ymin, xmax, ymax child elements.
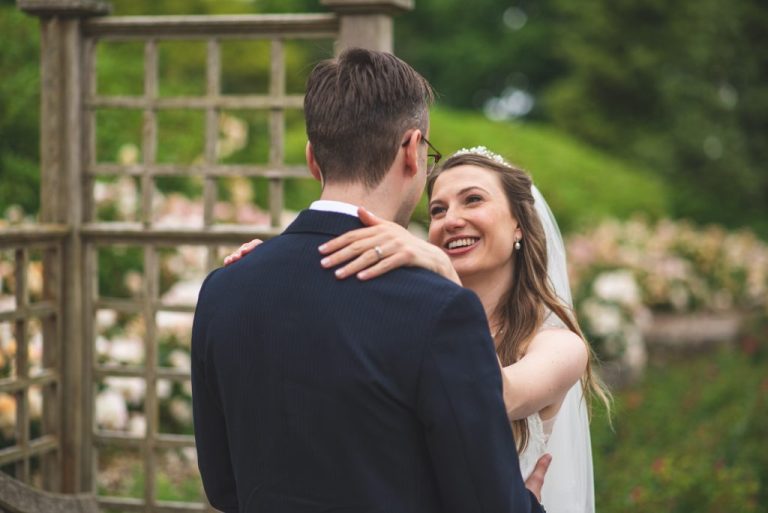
<box><xmin>518</xmin><ymin>411</ymin><xmax>556</xmax><ymax>479</ymax></box>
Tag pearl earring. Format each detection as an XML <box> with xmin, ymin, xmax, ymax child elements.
<box><xmin>514</xmin><ymin>239</ymin><xmax>522</xmax><ymax>251</ymax></box>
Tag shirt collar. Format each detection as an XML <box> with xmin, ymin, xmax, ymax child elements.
<box><xmin>309</xmin><ymin>200</ymin><xmax>360</xmax><ymax>218</ymax></box>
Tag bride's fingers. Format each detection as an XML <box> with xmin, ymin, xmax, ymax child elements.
<box><xmin>223</xmin><ymin>249</ymin><xmax>244</xmax><ymax>266</ymax></box>
<box><xmin>332</xmin><ymin>240</ymin><xmax>394</xmax><ymax>279</ymax></box>
<box><xmin>319</xmin><ymin>226</ymin><xmax>383</xmax><ymax>255</ymax></box>
<box><xmin>320</xmin><ymin>232</ymin><xmax>390</xmax><ymax>269</ymax></box>
<box><xmin>223</xmin><ymin>239</ymin><xmax>263</xmax><ymax>266</ymax></box>
<box><xmin>356</xmin><ymin>252</ymin><xmax>409</xmax><ymax>280</ymax></box>
<box><xmin>242</xmin><ymin>239</ymin><xmax>263</xmax><ymax>252</ymax></box>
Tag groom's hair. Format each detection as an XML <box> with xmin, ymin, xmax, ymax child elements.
<box><xmin>304</xmin><ymin>47</ymin><xmax>434</xmax><ymax>188</ymax></box>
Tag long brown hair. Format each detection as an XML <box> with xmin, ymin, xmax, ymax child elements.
<box><xmin>427</xmin><ymin>152</ymin><xmax>612</xmax><ymax>452</ymax></box>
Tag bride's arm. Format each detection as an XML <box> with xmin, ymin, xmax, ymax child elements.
<box><xmin>318</xmin><ymin>207</ymin><xmax>461</xmax><ymax>284</ymax></box>
<box><xmin>500</xmin><ymin>328</ymin><xmax>588</xmax><ymax>421</ymax></box>
<box><xmin>222</xmin><ymin>209</ymin><xmax>460</xmax><ymax>287</ymax></box>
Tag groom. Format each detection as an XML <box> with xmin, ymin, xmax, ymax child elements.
<box><xmin>192</xmin><ymin>48</ymin><xmax>548</xmax><ymax>513</ymax></box>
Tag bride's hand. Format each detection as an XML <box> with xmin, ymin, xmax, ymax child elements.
<box><xmin>223</xmin><ymin>239</ymin><xmax>263</xmax><ymax>266</ymax></box>
<box><xmin>319</xmin><ymin>207</ymin><xmax>461</xmax><ymax>284</ymax></box>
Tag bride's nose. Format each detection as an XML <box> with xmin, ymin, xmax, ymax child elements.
<box><xmin>443</xmin><ymin>207</ymin><xmax>466</xmax><ymax>231</ymax></box>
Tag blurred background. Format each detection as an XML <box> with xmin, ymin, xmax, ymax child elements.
<box><xmin>0</xmin><ymin>0</ymin><xmax>766</xmax><ymax>511</ymax></box>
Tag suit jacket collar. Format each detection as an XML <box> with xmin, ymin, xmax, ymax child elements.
<box><xmin>284</xmin><ymin>209</ymin><xmax>365</xmax><ymax>238</ymax></box>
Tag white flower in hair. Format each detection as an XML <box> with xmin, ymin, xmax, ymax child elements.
<box><xmin>452</xmin><ymin>146</ymin><xmax>511</xmax><ymax>167</ymax></box>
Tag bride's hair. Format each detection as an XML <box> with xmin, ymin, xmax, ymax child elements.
<box><xmin>427</xmin><ymin>152</ymin><xmax>612</xmax><ymax>453</ymax></box>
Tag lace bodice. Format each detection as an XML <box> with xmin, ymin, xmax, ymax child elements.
<box><xmin>517</xmin><ymin>412</ymin><xmax>556</xmax><ymax>479</ymax></box>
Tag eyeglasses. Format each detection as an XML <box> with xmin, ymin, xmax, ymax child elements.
<box><xmin>402</xmin><ymin>134</ymin><xmax>442</xmax><ymax>176</ymax></box>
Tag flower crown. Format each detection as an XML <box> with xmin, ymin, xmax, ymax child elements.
<box><xmin>451</xmin><ymin>146</ymin><xmax>511</xmax><ymax>167</ymax></box>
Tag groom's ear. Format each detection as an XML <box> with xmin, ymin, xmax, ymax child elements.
<box><xmin>306</xmin><ymin>142</ymin><xmax>324</xmax><ymax>187</ymax></box>
<box><xmin>402</xmin><ymin>130</ymin><xmax>422</xmax><ymax>178</ymax></box>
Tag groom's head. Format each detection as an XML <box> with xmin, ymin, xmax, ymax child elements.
<box><xmin>304</xmin><ymin>48</ymin><xmax>434</xmax><ymax>190</ymax></box>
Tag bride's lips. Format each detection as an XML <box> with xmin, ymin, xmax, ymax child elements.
<box><xmin>443</xmin><ymin>236</ymin><xmax>480</xmax><ymax>256</ymax></box>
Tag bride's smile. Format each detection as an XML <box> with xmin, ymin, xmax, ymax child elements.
<box><xmin>444</xmin><ymin>236</ymin><xmax>480</xmax><ymax>252</ymax></box>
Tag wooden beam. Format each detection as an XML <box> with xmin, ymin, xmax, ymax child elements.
<box><xmin>17</xmin><ymin>0</ymin><xmax>110</xmax><ymax>17</ymax></box>
<box><xmin>82</xmin><ymin>14</ymin><xmax>338</xmax><ymax>40</ymax></box>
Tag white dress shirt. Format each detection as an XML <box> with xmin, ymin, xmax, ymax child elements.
<box><xmin>309</xmin><ymin>200</ymin><xmax>360</xmax><ymax>218</ymax></box>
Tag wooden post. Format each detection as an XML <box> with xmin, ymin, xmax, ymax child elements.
<box><xmin>321</xmin><ymin>0</ymin><xmax>413</xmax><ymax>54</ymax></box>
<box><xmin>17</xmin><ymin>0</ymin><xmax>111</xmax><ymax>494</ymax></box>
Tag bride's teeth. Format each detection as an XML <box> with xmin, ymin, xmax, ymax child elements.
<box><xmin>447</xmin><ymin>238</ymin><xmax>477</xmax><ymax>249</ymax></box>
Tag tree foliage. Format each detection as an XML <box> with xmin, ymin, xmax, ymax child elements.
<box><xmin>395</xmin><ymin>1</ymin><xmax>768</xmax><ymax>232</ymax></box>
<box><xmin>544</xmin><ymin>0</ymin><xmax>768</xmax><ymax>232</ymax></box>
<box><xmin>396</xmin><ymin>0</ymin><xmax>565</xmax><ymax>117</ymax></box>
<box><xmin>0</xmin><ymin>5</ymin><xmax>40</xmax><ymax>217</ymax></box>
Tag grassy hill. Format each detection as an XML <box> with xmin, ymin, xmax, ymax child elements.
<box><xmin>280</xmin><ymin>107</ymin><xmax>671</xmax><ymax>232</ymax></box>
<box><xmin>423</xmin><ymin>108</ymin><xmax>670</xmax><ymax>231</ymax></box>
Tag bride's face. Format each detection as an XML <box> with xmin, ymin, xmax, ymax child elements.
<box><xmin>427</xmin><ymin>165</ymin><xmax>521</xmax><ymax>281</ymax></box>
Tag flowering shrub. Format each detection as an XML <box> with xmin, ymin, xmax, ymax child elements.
<box><xmin>573</xmin><ymin>268</ymin><xmax>650</xmax><ymax>372</ymax></box>
<box><xmin>567</xmin><ymin>217</ymin><xmax>768</xmax><ymax>364</ymax></box>
<box><xmin>569</xmin><ymin>218</ymin><xmax>768</xmax><ymax>313</ymax></box>
<box><xmin>93</xmin><ymin>253</ymin><xmax>202</xmax><ymax>436</ymax></box>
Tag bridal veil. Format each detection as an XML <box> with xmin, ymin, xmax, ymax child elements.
<box><xmin>532</xmin><ymin>185</ymin><xmax>595</xmax><ymax>513</ymax></box>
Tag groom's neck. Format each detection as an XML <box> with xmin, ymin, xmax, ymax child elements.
<box><xmin>319</xmin><ymin>181</ymin><xmax>402</xmax><ymax>224</ymax></box>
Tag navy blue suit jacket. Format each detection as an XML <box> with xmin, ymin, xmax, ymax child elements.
<box><xmin>192</xmin><ymin>209</ymin><xmax>543</xmax><ymax>513</ymax></box>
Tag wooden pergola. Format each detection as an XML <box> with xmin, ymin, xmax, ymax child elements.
<box><xmin>0</xmin><ymin>1</ymin><xmax>413</xmax><ymax>511</ymax></box>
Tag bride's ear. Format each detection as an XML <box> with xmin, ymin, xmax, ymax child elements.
<box><xmin>306</xmin><ymin>142</ymin><xmax>324</xmax><ymax>187</ymax></box>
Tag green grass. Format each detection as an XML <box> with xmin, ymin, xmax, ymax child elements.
<box><xmin>591</xmin><ymin>346</ymin><xmax>766</xmax><ymax>512</ymax></box>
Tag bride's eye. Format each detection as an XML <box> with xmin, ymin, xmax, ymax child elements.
<box><xmin>429</xmin><ymin>205</ymin><xmax>446</xmax><ymax>217</ymax></box>
<box><xmin>466</xmin><ymin>194</ymin><xmax>483</xmax><ymax>204</ymax></box>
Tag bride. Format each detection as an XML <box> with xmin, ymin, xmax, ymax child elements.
<box><xmin>227</xmin><ymin>147</ymin><xmax>611</xmax><ymax>513</ymax></box>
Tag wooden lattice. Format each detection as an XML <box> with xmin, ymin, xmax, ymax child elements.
<box><xmin>8</xmin><ymin>1</ymin><xmax>410</xmax><ymax>511</ymax></box>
